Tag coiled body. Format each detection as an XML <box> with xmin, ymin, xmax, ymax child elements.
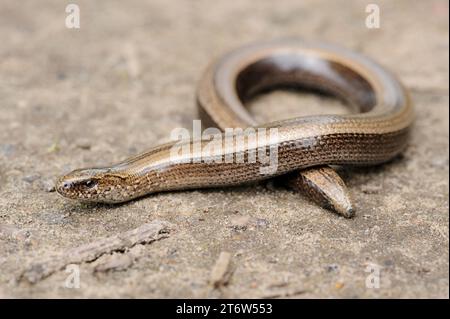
<box><xmin>56</xmin><ymin>39</ymin><xmax>413</xmax><ymax>215</ymax></box>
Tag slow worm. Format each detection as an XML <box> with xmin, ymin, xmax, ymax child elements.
<box><xmin>56</xmin><ymin>39</ymin><xmax>413</xmax><ymax>218</ymax></box>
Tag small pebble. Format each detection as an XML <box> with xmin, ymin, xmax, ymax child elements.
<box><xmin>40</xmin><ymin>179</ymin><xmax>56</xmax><ymax>192</ymax></box>
<box><xmin>230</xmin><ymin>215</ymin><xmax>250</xmax><ymax>231</ymax></box>
<box><xmin>335</xmin><ymin>282</ymin><xmax>345</xmax><ymax>289</ymax></box>
<box><xmin>361</xmin><ymin>184</ymin><xmax>383</xmax><ymax>194</ymax></box>
<box><xmin>326</xmin><ymin>264</ymin><xmax>339</xmax><ymax>272</ymax></box>
<box><xmin>254</xmin><ymin>218</ymin><xmax>269</xmax><ymax>228</ymax></box>
<box><xmin>76</xmin><ymin>139</ymin><xmax>92</xmax><ymax>150</ymax></box>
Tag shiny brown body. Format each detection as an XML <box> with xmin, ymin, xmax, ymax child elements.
<box><xmin>56</xmin><ymin>39</ymin><xmax>414</xmax><ymax>217</ymax></box>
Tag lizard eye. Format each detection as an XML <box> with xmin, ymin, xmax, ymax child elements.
<box><xmin>84</xmin><ymin>180</ymin><xmax>97</xmax><ymax>188</ymax></box>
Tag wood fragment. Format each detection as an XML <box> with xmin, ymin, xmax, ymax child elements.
<box><xmin>93</xmin><ymin>253</ymin><xmax>133</xmax><ymax>273</ymax></box>
<box><xmin>209</xmin><ymin>251</ymin><xmax>233</xmax><ymax>288</ymax></box>
<box><xmin>262</xmin><ymin>288</ymin><xmax>306</xmax><ymax>299</ymax></box>
<box><xmin>20</xmin><ymin>219</ymin><xmax>173</xmax><ymax>283</ymax></box>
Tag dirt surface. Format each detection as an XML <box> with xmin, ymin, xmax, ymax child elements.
<box><xmin>0</xmin><ymin>0</ymin><xmax>448</xmax><ymax>298</ymax></box>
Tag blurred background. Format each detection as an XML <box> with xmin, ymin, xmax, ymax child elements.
<box><xmin>0</xmin><ymin>1</ymin><xmax>448</xmax><ymax>298</ymax></box>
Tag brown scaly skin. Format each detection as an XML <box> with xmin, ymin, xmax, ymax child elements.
<box><xmin>286</xmin><ymin>167</ymin><xmax>354</xmax><ymax>218</ymax></box>
<box><xmin>56</xmin><ymin>39</ymin><xmax>414</xmax><ymax>218</ymax></box>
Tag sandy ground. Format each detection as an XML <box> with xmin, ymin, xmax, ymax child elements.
<box><xmin>0</xmin><ymin>0</ymin><xmax>448</xmax><ymax>298</ymax></box>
